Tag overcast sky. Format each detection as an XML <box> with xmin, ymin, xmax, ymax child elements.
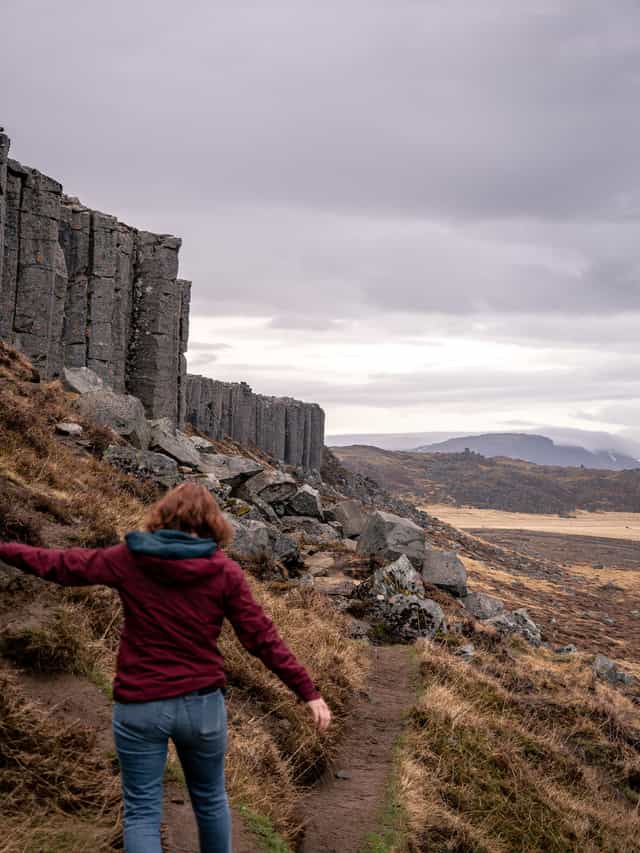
<box><xmin>3</xmin><ymin>0</ymin><xmax>640</xmax><ymax>440</ymax></box>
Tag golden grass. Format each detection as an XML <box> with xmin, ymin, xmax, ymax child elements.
<box><xmin>397</xmin><ymin>637</ymin><xmax>640</xmax><ymax>853</ymax></box>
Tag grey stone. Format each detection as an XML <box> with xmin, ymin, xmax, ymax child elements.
<box><xmin>75</xmin><ymin>389</ymin><xmax>151</xmax><ymax>449</ymax></box>
<box><xmin>280</xmin><ymin>516</ymin><xmax>342</xmax><ymax>546</ymax></box>
<box><xmin>366</xmin><ymin>555</ymin><xmax>425</xmax><ymax>602</ymax></box>
<box><xmin>62</xmin><ymin>366</ymin><xmax>106</xmax><ymax>395</ymax></box>
<box><xmin>357</xmin><ymin>510</ymin><xmax>426</xmax><ymax>568</ymax></box>
<box><xmin>236</xmin><ymin>469</ymin><xmax>297</xmax><ymax>505</ymax></box>
<box><xmin>335</xmin><ymin>770</ymin><xmax>352</xmax><ymax>781</ymax></box>
<box><xmin>148</xmin><ymin>418</ymin><xmax>201</xmax><ymax>468</ymax></box>
<box><xmin>486</xmin><ymin>608</ymin><xmax>542</xmax><ymax>647</ymax></box>
<box><xmin>227</xmin><ymin>517</ymin><xmax>272</xmax><ymax>562</ymax></box>
<box><xmin>305</xmin><ymin>553</ymin><xmax>335</xmax><ymax>576</ymax></box>
<box><xmin>55</xmin><ymin>422</ymin><xmax>83</xmax><ymax>437</ymax></box>
<box><xmin>556</xmin><ymin>644</ymin><xmax>578</xmax><ymax>655</ymax></box>
<box><xmin>461</xmin><ymin>591</ymin><xmax>505</xmax><ymax>621</ymax></box>
<box><xmin>104</xmin><ymin>445</ymin><xmax>179</xmax><ymax>488</ymax></box>
<box><xmin>455</xmin><ymin>643</ymin><xmax>476</xmax><ymax>661</ymax></box>
<box><xmin>189</xmin><ymin>435</ymin><xmax>217</xmax><ymax>454</ymax></box>
<box><xmin>284</xmin><ymin>484</ymin><xmax>323</xmax><ymax>519</ymax></box>
<box><xmin>593</xmin><ymin>654</ymin><xmax>635</xmax><ymax>686</ymax></box>
<box><xmin>332</xmin><ymin>499</ymin><xmax>369</xmax><ymax>538</ymax></box>
<box><xmin>383</xmin><ymin>595</ymin><xmax>445</xmax><ymax>642</ymax></box>
<box><xmin>422</xmin><ymin>544</ymin><xmax>468</xmax><ymax>597</ymax></box>
<box><xmin>270</xmin><ymin>532</ymin><xmax>302</xmax><ymax>567</ymax></box>
<box><xmin>201</xmin><ymin>454</ymin><xmax>264</xmax><ymax>489</ymax></box>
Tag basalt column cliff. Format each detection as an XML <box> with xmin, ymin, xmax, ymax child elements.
<box><xmin>0</xmin><ymin>132</ymin><xmax>189</xmax><ymax>424</ymax></box>
<box><xmin>0</xmin><ymin>131</ymin><xmax>325</xmax><ymax>467</ymax></box>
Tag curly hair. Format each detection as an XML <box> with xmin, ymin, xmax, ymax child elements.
<box><xmin>144</xmin><ymin>483</ymin><xmax>234</xmax><ymax>547</ymax></box>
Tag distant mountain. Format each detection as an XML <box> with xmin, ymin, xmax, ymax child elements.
<box><xmin>415</xmin><ymin>433</ymin><xmax>639</xmax><ymax>471</ymax></box>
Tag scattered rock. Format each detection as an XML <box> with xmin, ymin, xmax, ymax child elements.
<box><xmin>381</xmin><ymin>595</ymin><xmax>445</xmax><ymax>643</ymax></box>
<box><xmin>357</xmin><ymin>510</ymin><xmax>426</xmax><ymax>568</ymax></box>
<box><xmin>556</xmin><ymin>644</ymin><xmax>577</xmax><ymax>655</ymax></box>
<box><xmin>486</xmin><ymin>608</ymin><xmax>542</xmax><ymax>647</ymax></box>
<box><xmin>55</xmin><ymin>421</ymin><xmax>83</xmax><ymax>437</ymax></box>
<box><xmin>148</xmin><ymin>418</ymin><xmax>202</xmax><ymax>468</ymax></box>
<box><xmin>305</xmin><ymin>553</ymin><xmax>335</xmax><ymax>576</ymax></box>
<box><xmin>62</xmin><ymin>366</ymin><xmax>105</xmax><ymax>395</ymax></box>
<box><xmin>280</xmin><ymin>516</ymin><xmax>342</xmax><ymax>546</ymax></box>
<box><xmin>76</xmin><ymin>390</ymin><xmax>150</xmax><ymax>449</ymax></box>
<box><xmin>103</xmin><ymin>445</ymin><xmax>179</xmax><ymax>488</ymax></box>
<box><xmin>201</xmin><ymin>454</ymin><xmax>264</xmax><ymax>489</ymax></box>
<box><xmin>227</xmin><ymin>517</ymin><xmax>272</xmax><ymax>562</ymax></box>
<box><xmin>461</xmin><ymin>591</ymin><xmax>505</xmax><ymax>620</ymax></box>
<box><xmin>270</xmin><ymin>531</ymin><xmax>302</xmax><ymax>569</ymax></box>
<box><xmin>422</xmin><ymin>544</ymin><xmax>468</xmax><ymax>597</ymax></box>
<box><xmin>331</xmin><ymin>499</ymin><xmax>369</xmax><ymax>538</ymax></box>
<box><xmin>335</xmin><ymin>770</ymin><xmax>352</xmax><ymax>781</ymax></box>
<box><xmin>283</xmin><ymin>484</ymin><xmax>323</xmax><ymax>519</ymax></box>
<box><xmin>236</xmin><ymin>469</ymin><xmax>297</xmax><ymax>505</ymax></box>
<box><xmin>592</xmin><ymin>654</ymin><xmax>635</xmax><ymax>686</ymax></box>
<box><xmin>188</xmin><ymin>435</ymin><xmax>218</xmax><ymax>454</ymax></box>
<box><xmin>361</xmin><ymin>555</ymin><xmax>425</xmax><ymax>601</ymax></box>
<box><xmin>348</xmin><ymin>618</ymin><xmax>370</xmax><ymax>640</ymax></box>
<box><xmin>455</xmin><ymin>643</ymin><xmax>475</xmax><ymax>661</ymax></box>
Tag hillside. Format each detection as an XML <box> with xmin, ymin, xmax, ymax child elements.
<box><xmin>332</xmin><ymin>444</ymin><xmax>640</xmax><ymax>514</ymax></box>
<box><xmin>1</xmin><ymin>349</ymin><xmax>639</xmax><ymax>852</ymax></box>
<box><xmin>416</xmin><ymin>432</ymin><xmax>639</xmax><ymax>471</ymax></box>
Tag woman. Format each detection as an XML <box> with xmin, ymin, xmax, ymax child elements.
<box><xmin>0</xmin><ymin>482</ymin><xmax>331</xmax><ymax>853</ymax></box>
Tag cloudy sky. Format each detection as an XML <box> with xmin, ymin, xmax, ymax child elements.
<box><xmin>3</xmin><ymin>0</ymin><xmax>640</xmax><ymax>440</ymax></box>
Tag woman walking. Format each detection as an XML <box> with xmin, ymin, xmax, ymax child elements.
<box><xmin>0</xmin><ymin>482</ymin><xmax>331</xmax><ymax>852</ymax></box>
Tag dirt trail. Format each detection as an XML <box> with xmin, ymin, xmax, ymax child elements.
<box><xmin>299</xmin><ymin>645</ymin><xmax>414</xmax><ymax>853</ymax></box>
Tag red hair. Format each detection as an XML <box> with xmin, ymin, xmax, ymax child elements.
<box><xmin>144</xmin><ymin>483</ymin><xmax>234</xmax><ymax>547</ymax></box>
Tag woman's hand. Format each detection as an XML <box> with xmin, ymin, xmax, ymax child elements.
<box><xmin>307</xmin><ymin>697</ymin><xmax>332</xmax><ymax>732</ymax></box>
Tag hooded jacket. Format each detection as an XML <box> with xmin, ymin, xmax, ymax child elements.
<box><xmin>0</xmin><ymin>532</ymin><xmax>320</xmax><ymax>703</ymax></box>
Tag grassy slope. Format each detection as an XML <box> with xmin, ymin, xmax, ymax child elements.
<box><xmin>333</xmin><ymin>445</ymin><xmax>640</xmax><ymax>514</ymax></box>
<box><xmin>0</xmin><ymin>343</ymin><xmax>366</xmax><ymax>849</ymax></box>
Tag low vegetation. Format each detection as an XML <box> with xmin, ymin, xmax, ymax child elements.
<box><xmin>397</xmin><ymin>635</ymin><xmax>640</xmax><ymax>852</ymax></box>
<box><xmin>333</xmin><ymin>444</ymin><xmax>640</xmax><ymax>514</ymax></box>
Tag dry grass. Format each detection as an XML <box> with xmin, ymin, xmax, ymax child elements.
<box><xmin>0</xmin><ymin>670</ymin><xmax>120</xmax><ymax>852</ymax></box>
<box><xmin>221</xmin><ymin>579</ymin><xmax>368</xmax><ymax>839</ymax></box>
<box><xmin>397</xmin><ymin>635</ymin><xmax>640</xmax><ymax>853</ymax></box>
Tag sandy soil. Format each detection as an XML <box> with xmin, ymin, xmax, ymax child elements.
<box><xmin>424</xmin><ymin>505</ymin><xmax>640</xmax><ymax>540</ymax></box>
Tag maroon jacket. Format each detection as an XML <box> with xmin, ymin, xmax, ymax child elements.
<box><xmin>0</xmin><ymin>540</ymin><xmax>320</xmax><ymax>703</ymax></box>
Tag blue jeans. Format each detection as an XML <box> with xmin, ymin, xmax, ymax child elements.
<box><xmin>113</xmin><ymin>690</ymin><xmax>230</xmax><ymax>853</ymax></box>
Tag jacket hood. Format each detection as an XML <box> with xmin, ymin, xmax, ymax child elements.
<box><xmin>125</xmin><ymin>530</ymin><xmax>218</xmax><ymax>585</ymax></box>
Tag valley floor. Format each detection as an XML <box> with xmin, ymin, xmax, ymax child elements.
<box><xmin>424</xmin><ymin>505</ymin><xmax>640</xmax><ymax>541</ymax></box>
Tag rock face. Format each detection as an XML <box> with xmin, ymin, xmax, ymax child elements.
<box><xmin>0</xmin><ymin>136</ymin><xmax>189</xmax><ymax>424</ymax></box>
<box><xmin>357</xmin><ymin>510</ymin><xmax>426</xmax><ymax>568</ymax></box>
<box><xmin>186</xmin><ymin>375</ymin><xmax>325</xmax><ymax>471</ymax></box>
<box><xmin>283</xmin><ymin>485</ymin><xmax>323</xmax><ymax>519</ymax></box>
<box><xmin>0</xmin><ymin>131</ymin><xmax>326</xmax><ymax>464</ymax></box>
<box><xmin>421</xmin><ymin>544</ymin><xmax>468</xmax><ymax>598</ymax></box>
<box><xmin>236</xmin><ymin>469</ymin><xmax>297</xmax><ymax>505</ymax></box>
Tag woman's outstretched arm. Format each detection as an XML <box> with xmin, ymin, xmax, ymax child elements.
<box><xmin>223</xmin><ymin>559</ymin><xmax>331</xmax><ymax>729</ymax></box>
<box><xmin>0</xmin><ymin>542</ymin><xmax>123</xmax><ymax>587</ymax></box>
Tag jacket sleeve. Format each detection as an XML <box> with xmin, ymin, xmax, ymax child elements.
<box><xmin>0</xmin><ymin>542</ymin><xmax>124</xmax><ymax>588</ymax></box>
<box><xmin>223</xmin><ymin>563</ymin><xmax>321</xmax><ymax>702</ymax></box>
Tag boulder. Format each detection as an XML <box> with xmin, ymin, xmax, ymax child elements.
<box><xmin>189</xmin><ymin>435</ymin><xmax>218</xmax><ymax>454</ymax></box>
<box><xmin>76</xmin><ymin>390</ymin><xmax>150</xmax><ymax>449</ymax></box>
<box><xmin>422</xmin><ymin>545</ymin><xmax>468</xmax><ymax>598</ymax></box>
<box><xmin>305</xmin><ymin>553</ymin><xmax>335</xmax><ymax>576</ymax></box>
<box><xmin>380</xmin><ymin>595</ymin><xmax>445</xmax><ymax>643</ymax></box>
<box><xmin>280</xmin><ymin>516</ymin><xmax>342</xmax><ymax>546</ymax></box>
<box><xmin>357</xmin><ymin>510</ymin><xmax>426</xmax><ymax>568</ymax></box>
<box><xmin>270</xmin><ymin>532</ymin><xmax>302</xmax><ymax>568</ymax></box>
<box><xmin>104</xmin><ymin>445</ymin><xmax>179</xmax><ymax>488</ymax></box>
<box><xmin>283</xmin><ymin>484</ymin><xmax>323</xmax><ymax>519</ymax></box>
<box><xmin>227</xmin><ymin>517</ymin><xmax>272</xmax><ymax>562</ymax></box>
<box><xmin>364</xmin><ymin>555</ymin><xmax>425</xmax><ymax>602</ymax></box>
<box><xmin>486</xmin><ymin>608</ymin><xmax>542</xmax><ymax>647</ymax></box>
<box><xmin>62</xmin><ymin>366</ymin><xmax>105</xmax><ymax>395</ymax></box>
<box><xmin>332</xmin><ymin>499</ymin><xmax>369</xmax><ymax>538</ymax></box>
<box><xmin>592</xmin><ymin>654</ymin><xmax>635</xmax><ymax>686</ymax></box>
<box><xmin>55</xmin><ymin>422</ymin><xmax>83</xmax><ymax>437</ymax></box>
<box><xmin>461</xmin><ymin>591</ymin><xmax>504</xmax><ymax>621</ymax></box>
<box><xmin>236</xmin><ymin>469</ymin><xmax>297</xmax><ymax>504</ymax></box>
<box><xmin>200</xmin><ymin>454</ymin><xmax>264</xmax><ymax>489</ymax></box>
<box><xmin>149</xmin><ymin>418</ymin><xmax>201</xmax><ymax>468</ymax></box>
